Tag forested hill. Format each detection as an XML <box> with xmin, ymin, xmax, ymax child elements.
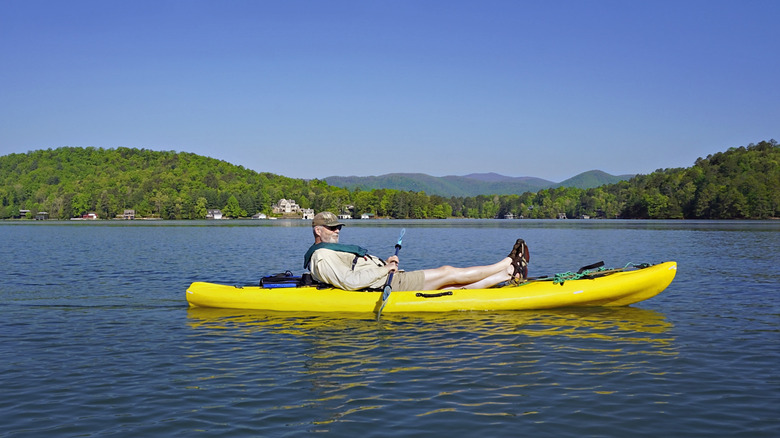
<box><xmin>0</xmin><ymin>147</ymin><xmax>349</xmax><ymax>220</ymax></box>
<box><xmin>614</xmin><ymin>140</ymin><xmax>779</xmax><ymax>219</ymax></box>
<box><xmin>1</xmin><ymin>141</ymin><xmax>778</xmax><ymax>220</ymax></box>
<box><xmin>441</xmin><ymin>140</ymin><xmax>778</xmax><ymax>220</ymax></box>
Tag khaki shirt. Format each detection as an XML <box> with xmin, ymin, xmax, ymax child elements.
<box><xmin>310</xmin><ymin>248</ymin><xmax>389</xmax><ymax>290</ymax></box>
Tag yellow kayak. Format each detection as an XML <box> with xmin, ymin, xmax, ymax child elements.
<box><xmin>186</xmin><ymin>262</ymin><xmax>676</xmax><ymax>313</ymax></box>
<box><xmin>186</xmin><ymin>261</ymin><xmax>676</xmax><ymax>313</ymax></box>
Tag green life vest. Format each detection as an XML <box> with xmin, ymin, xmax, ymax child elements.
<box><xmin>303</xmin><ymin>243</ymin><xmax>369</xmax><ymax>269</ymax></box>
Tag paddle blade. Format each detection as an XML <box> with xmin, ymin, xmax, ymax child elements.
<box><xmin>381</xmin><ymin>284</ymin><xmax>392</xmax><ymax>302</ymax></box>
<box><xmin>397</xmin><ymin>228</ymin><xmax>406</xmax><ymax>247</ymax></box>
<box><xmin>377</xmin><ymin>285</ymin><xmax>392</xmax><ymax>319</ymax></box>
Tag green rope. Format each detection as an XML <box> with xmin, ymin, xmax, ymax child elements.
<box><xmin>552</xmin><ymin>262</ymin><xmax>648</xmax><ymax>285</ymax></box>
<box><xmin>553</xmin><ymin>270</ymin><xmax>598</xmax><ymax>284</ymax></box>
<box><xmin>510</xmin><ymin>262</ymin><xmax>652</xmax><ymax>287</ymax></box>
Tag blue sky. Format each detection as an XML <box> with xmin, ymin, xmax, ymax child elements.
<box><xmin>1</xmin><ymin>0</ymin><xmax>777</xmax><ymax>182</ymax></box>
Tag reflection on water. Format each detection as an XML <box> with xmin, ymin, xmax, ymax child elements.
<box><xmin>186</xmin><ymin>306</ymin><xmax>673</xmax><ymax>344</ymax></box>
<box><xmin>183</xmin><ymin>307</ymin><xmax>678</xmax><ymax>430</ymax></box>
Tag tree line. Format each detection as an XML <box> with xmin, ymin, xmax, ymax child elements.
<box><xmin>1</xmin><ymin>141</ymin><xmax>777</xmax><ymax>220</ymax></box>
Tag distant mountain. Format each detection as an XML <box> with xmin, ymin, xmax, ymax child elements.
<box><xmin>325</xmin><ymin>170</ymin><xmax>633</xmax><ymax>197</ymax></box>
<box><xmin>325</xmin><ymin>173</ymin><xmax>470</xmax><ymax>197</ymax></box>
<box><xmin>460</xmin><ymin>172</ymin><xmax>552</xmax><ymax>185</ymax></box>
<box><xmin>554</xmin><ymin>170</ymin><xmax>636</xmax><ymax>189</ymax></box>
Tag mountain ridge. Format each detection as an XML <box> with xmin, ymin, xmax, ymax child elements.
<box><xmin>325</xmin><ymin>170</ymin><xmax>634</xmax><ymax>197</ymax></box>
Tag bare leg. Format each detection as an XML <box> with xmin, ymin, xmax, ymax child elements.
<box><xmin>421</xmin><ymin>258</ymin><xmax>513</xmax><ymax>290</ymax></box>
<box><xmin>460</xmin><ymin>269</ymin><xmax>514</xmax><ymax>289</ymax></box>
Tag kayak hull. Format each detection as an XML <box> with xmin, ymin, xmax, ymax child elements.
<box><xmin>186</xmin><ymin>261</ymin><xmax>677</xmax><ymax>313</ymax></box>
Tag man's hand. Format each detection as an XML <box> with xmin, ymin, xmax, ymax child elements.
<box><xmin>386</xmin><ymin>255</ymin><xmax>399</xmax><ymax>273</ymax></box>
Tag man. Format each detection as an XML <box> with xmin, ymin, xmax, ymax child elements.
<box><xmin>303</xmin><ymin>211</ymin><xmax>529</xmax><ymax>291</ymax></box>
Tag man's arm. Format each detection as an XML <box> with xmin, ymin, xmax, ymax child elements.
<box><xmin>311</xmin><ymin>249</ymin><xmax>393</xmax><ymax>290</ymax></box>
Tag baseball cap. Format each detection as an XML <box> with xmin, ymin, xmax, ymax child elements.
<box><xmin>312</xmin><ymin>211</ymin><xmax>345</xmax><ymax>228</ymax></box>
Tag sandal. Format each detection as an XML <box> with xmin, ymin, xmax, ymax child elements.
<box><xmin>508</xmin><ymin>238</ymin><xmax>522</xmax><ymax>259</ymax></box>
<box><xmin>508</xmin><ymin>238</ymin><xmax>530</xmax><ymax>262</ymax></box>
<box><xmin>508</xmin><ymin>239</ymin><xmax>529</xmax><ymax>283</ymax></box>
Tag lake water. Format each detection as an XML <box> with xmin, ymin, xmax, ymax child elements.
<box><xmin>1</xmin><ymin>219</ymin><xmax>778</xmax><ymax>437</ymax></box>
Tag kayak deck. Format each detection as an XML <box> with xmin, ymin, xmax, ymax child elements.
<box><xmin>186</xmin><ymin>261</ymin><xmax>677</xmax><ymax>313</ymax></box>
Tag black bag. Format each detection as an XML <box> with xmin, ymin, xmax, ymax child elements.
<box><xmin>260</xmin><ymin>271</ymin><xmax>314</xmax><ymax>288</ymax></box>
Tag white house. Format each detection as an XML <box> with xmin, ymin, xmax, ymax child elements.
<box><xmin>207</xmin><ymin>209</ymin><xmax>223</xmax><ymax>220</ymax></box>
<box><xmin>272</xmin><ymin>199</ymin><xmax>302</xmax><ymax>214</ymax></box>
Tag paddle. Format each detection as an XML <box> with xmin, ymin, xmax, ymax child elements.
<box><xmin>376</xmin><ymin>228</ymin><xmax>405</xmax><ymax>320</ymax></box>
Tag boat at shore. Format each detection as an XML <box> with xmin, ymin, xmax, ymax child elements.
<box><xmin>186</xmin><ymin>261</ymin><xmax>677</xmax><ymax>313</ymax></box>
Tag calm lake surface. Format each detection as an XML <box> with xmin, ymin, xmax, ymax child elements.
<box><xmin>1</xmin><ymin>219</ymin><xmax>778</xmax><ymax>437</ymax></box>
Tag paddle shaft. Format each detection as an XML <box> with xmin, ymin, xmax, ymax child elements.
<box><xmin>384</xmin><ymin>244</ymin><xmax>402</xmax><ymax>291</ymax></box>
<box><xmin>377</xmin><ymin>229</ymin><xmax>405</xmax><ymax>319</ymax></box>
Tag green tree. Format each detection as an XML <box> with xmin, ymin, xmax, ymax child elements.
<box><xmin>431</xmin><ymin>202</ymin><xmax>452</xmax><ymax>219</ymax></box>
<box><xmin>223</xmin><ymin>195</ymin><xmax>247</xmax><ymax>218</ymax></box>
<box><xmin>353</xmin><ymin>190</ymin><xmax>378</xmax><ymax>216</ymax></box>
<box><xmin>194</xmin><ymin>197</ymin><xmax>208</xmax><ymax>219</ymax></box>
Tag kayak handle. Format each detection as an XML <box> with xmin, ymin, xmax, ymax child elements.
<box><xmin>415</xmin><ymin>291</ymin><xmax>454</xmax><ymax>298</ymax></box>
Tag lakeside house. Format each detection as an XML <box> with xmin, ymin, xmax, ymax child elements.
<box><xmin>123</xmin><ymin>210</ymin><xmax>135</xmax><ymax>220</ymax></box>
<box><xmin>270</xmin><ymin>199</ymin><xmax>315</xmax><ymax>219</ymax></box>
<box><xmin>70</xmin><ymin>212</ymin><xmax>98</xmax><ymax>220</ymax></box>
<box><xmin>272</xmin><ymin>199</ymin><xmax>302</xmax><ymax>215</ymax></box>
<box><xmin>206</xmin><ymin>209</ymin><xmax>223</xmax><ymax>220</ymax></box>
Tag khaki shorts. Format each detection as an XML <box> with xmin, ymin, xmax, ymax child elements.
<box><xmin>390</xmin><ymin>270</ymin><xmax>425</xmax><ymax>291</ymax></box>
